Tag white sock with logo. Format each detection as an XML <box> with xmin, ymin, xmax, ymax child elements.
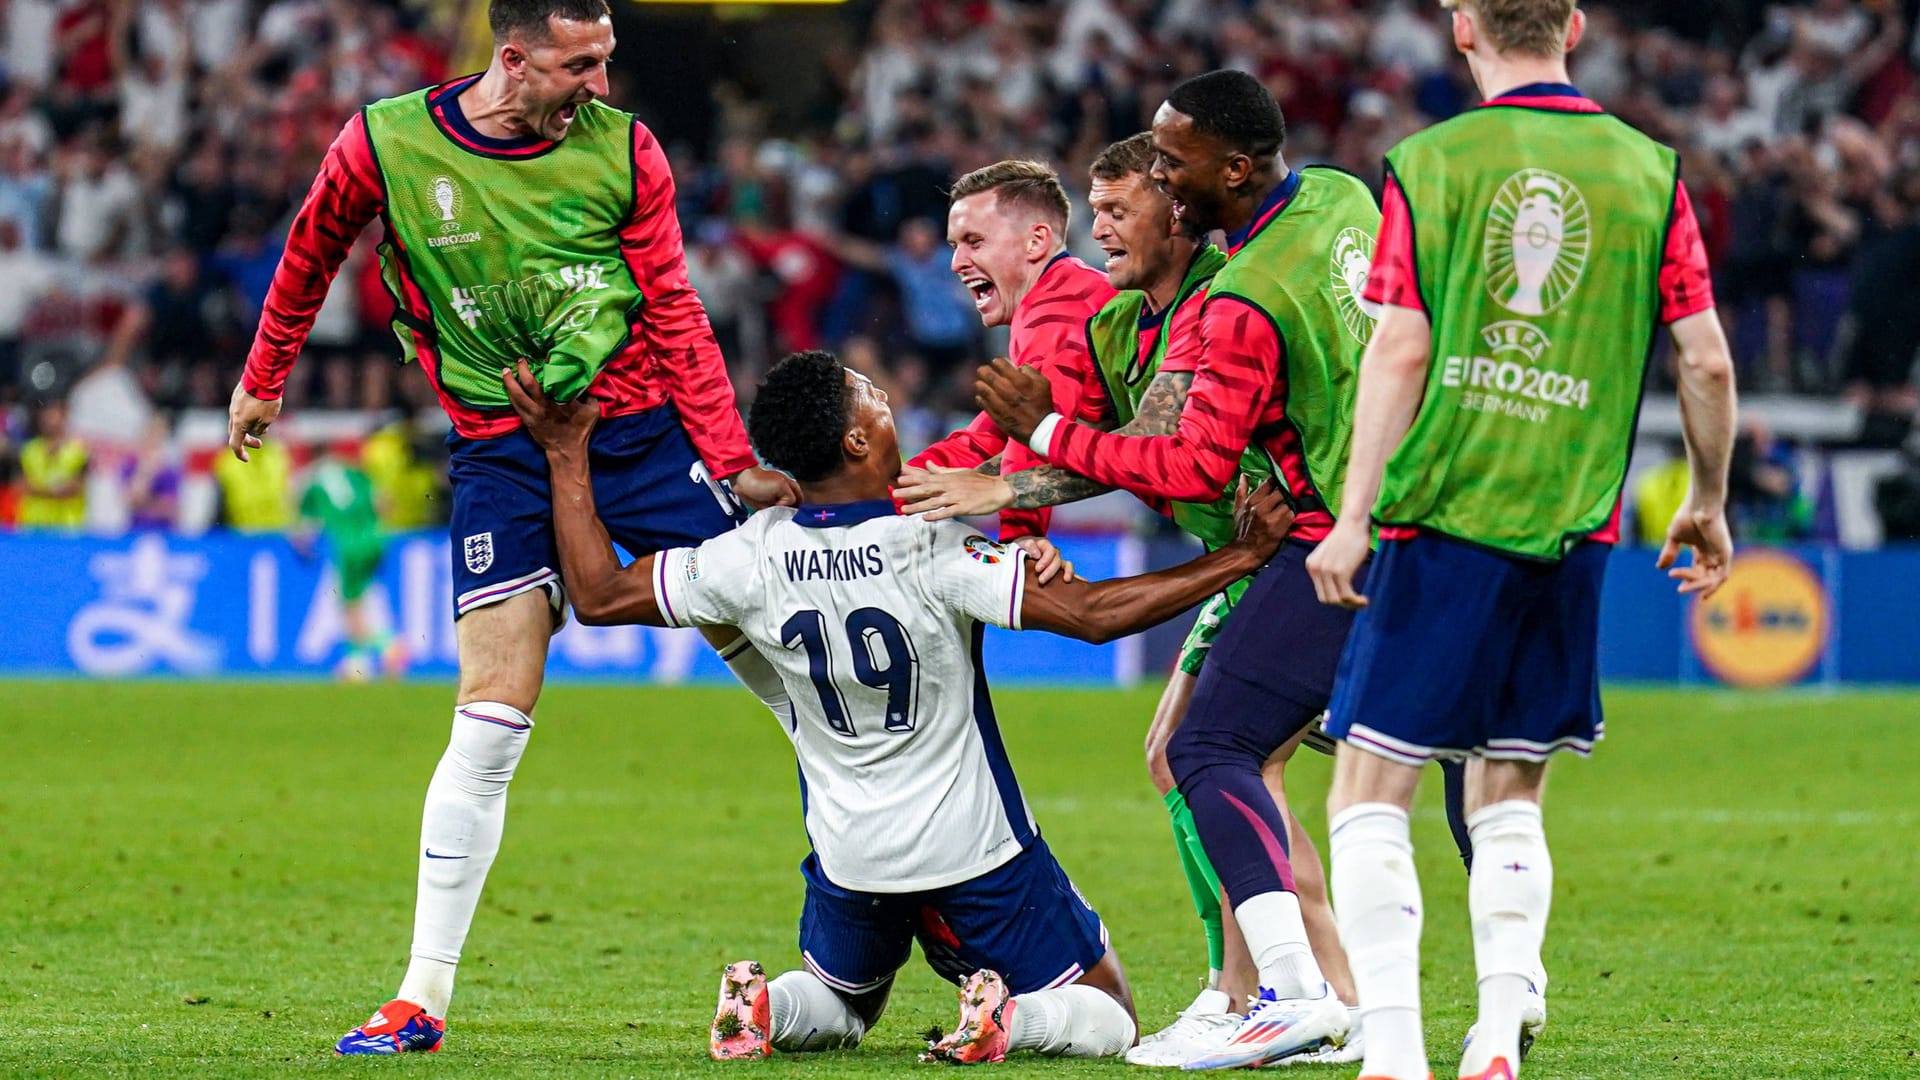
<box><xmin>397</xmin><ymin>702</ymin><xmax>532</xmax><ymax>1018</ymax></box>
<box><xmin>1462</xmin><ymin>800</ymin><xmax>1552</xmax><ymax>1076</ymax></box>
<box><xmin>1329</xmin><ymin>803</ymin><xmax>1427</xmax><ymax>1080</ymax></box>
<box><xmin>713</xmin><ymin>631</ymin><xmax>790</xmax><ymax>718</ymax></box>
<box><xmin>1003</xmin><ymin>983</ymin><xmax>1136</xmax><ymax>1058</ymax></box>
<box><xmin>768</xmin><ymin>970</ymin><xmax>867</xmax><ymax>1051</ymax></box>
<box><xmin>1234</xmin><ymin>890</ymin><xmax>1327</xmax><ymax>1001</ymax></box>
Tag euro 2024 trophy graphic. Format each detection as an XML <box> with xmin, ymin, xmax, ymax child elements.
<box><xmin>1486</xmin><ymin>170</ymin><xmax>1588</xmax><ymax>316</ymax></box>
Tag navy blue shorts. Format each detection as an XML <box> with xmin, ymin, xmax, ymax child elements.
<box><xmin>1325</xmin><ymin>534</ymin><xmax>1609</xmax><ymax>764</ymax></box>
<box><xmin>1177</xmin><ymin>539</ymin><xmax>1366</xmax><ymax>760</ymax></box>
<box><xmin>446</xmin><ymin>406</ymin><xmax>746</xmax><ymax>618</ymax></box>
<box><xmin>797</xmin><ymin>838</ymin><xmax>1108</xmax><ymax>997</ymax></box>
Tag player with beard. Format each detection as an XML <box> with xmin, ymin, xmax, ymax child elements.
<box><xmin>970</xmin><ymin>71</ymin><xmax>1383</xmax><ymax>1069</ymax></box>
<box><xmin>907</xmin><ymin>161</ymin><xmax>1114</xmax><ymax>550</ymax></box>
<box><xmin>897</xmin><ymin>132</ymin><xmax>1359</xmax><ymax>1067</ymax></box>
<box><xmin>225</xmin><ymin>0</ymin><xmax>801</xmax><ymax>1054</ymax></box>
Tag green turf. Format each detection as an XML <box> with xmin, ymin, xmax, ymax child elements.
<box><xmin>4</xmin><ymin>683</ymin><xmax>1917</xmax><ymax>1078</ymax></box>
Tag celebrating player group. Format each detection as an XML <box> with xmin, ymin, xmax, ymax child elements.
<box><xmin>230</xmin><ymin>0</ymin><xmax>1736</xmax><ymax>1074</ymax></box>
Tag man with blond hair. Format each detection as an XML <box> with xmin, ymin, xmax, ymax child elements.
<box><xmin>1304</xmin><ymin>2</ymin><xmax>1736</xmax><ymax>1079</ymax></box>
<box><xmin>910</xmin><ymin>159</ymin><xmax>1114</xmax><ymax>549</ymax></box>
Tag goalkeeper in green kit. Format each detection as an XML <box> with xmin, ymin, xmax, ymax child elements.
<box><xmin>224</xmin><ymin>0</ymin><xmax>800</xmax><ymax>1055</ymax></box>
<box><xmin>297</xmin><ymin>441</ymin><xmax>408</xmax><ymax>681</ymax></box>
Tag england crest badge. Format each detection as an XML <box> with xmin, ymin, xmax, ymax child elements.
<box><xmin>463</xmin><ymin>532</ymin><xmax>494</xmax><ymax>574</ymax></box>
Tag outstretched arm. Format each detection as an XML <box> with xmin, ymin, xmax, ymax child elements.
<box><xmin>1019</xmin><ymin>480</ymin><xmax>1291</xmax><ymax>643</ymax></box>
<box><xmin>897</xmin><ymin>370</ymin><xmax>1193</xmax><ymax>517</ymax></box>
<box><xmin>228</xmin><ymin>113</ymin><xmax>383</xmax><ymax>461</ymax></box>
<box><xmin>502</xmin><ymin>361</ymin><xmax>669</xmax><ymax>627</ymax></box>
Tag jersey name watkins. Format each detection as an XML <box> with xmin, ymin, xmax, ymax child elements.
<box><xmin>783</xmin><ymin>544</ymin><xmax>886</xmax><ymax>583</ymax></box>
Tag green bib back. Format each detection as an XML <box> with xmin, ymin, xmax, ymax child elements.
<box><xmin>1376</xmin><ymin>105</ymin><xmax>1677</xmax><ymax>559</ymax></box>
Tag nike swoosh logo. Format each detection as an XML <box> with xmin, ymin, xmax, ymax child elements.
<box><xmin>423</xmin><ymin>849</ymin><xmax>468</xmax><ymax>860</ymax></box>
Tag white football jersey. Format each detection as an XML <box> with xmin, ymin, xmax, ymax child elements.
<box><xmin>654</xmin><ymin>499</ymin><xmax>1036</xmax><ymax>893</ymax></box>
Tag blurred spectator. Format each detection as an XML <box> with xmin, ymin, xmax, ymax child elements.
<box><xmin>1875</xmin><ymin>447</ymin><xmax>1920</xmax><ymax>540</ymax></box>
<box><xmin>837</xmin><ymin>217</ymin><xmax>981</xmax><ymax>381</ymax></box>
<box><xmin>51</xmin><ymin>128</ymin><xmax>138</xmax><ymax>263</ymax></box>
<box><xmin>1842</xmin><ymin>167</ymin><xmax>1920</xmax><ymax>445</ymax></box>
<box><xmin>17</xmin><ymin>398</ymin><xmax>86</xmax><ymax>530</ymax></box>
<box><xmin>120</xmin><ymin>414</ymin><xmax>182</xmax><ymax>531</ymax></box>
<box><xmin>1630</xmin><ymin>443</ymin><xmax>1692</xmax><ymax>546</ymax></box>
<box><xmin>212</xmin><ymin>438</ymin><xmax>292</xmax><ymax>533</ymax></box>
<box><xmin>686</xmin><ymin>223</ymin><xmax>758</xmax><ymax>376</ymax></box>
<box><xmin>109</xmin><ymin>246</ymin><xmax>236</xmax><ymax>411</ymax></box>
<box><xmin>0</xmin><ymin>137</ymin><xmax>54</xmax><ymax>254</ymax></box>
<box><xmin>736</xmin><ymin>181</ymin><xmax>841</xmax><ymax>355</ymax></box>
<box><xmin>1728</xmin><ymin>418</ymin><xmax>1815</xmax><ymax>542</ymax></box>
<box><xmin>0</xmin><ymin>219</ymin><xmax>58</xmax><ymax>395</ymax></box>
<box><xmin>360</xmin><ymin>416</ymin><xmax>448</xmax><ymax>530</ymax></box>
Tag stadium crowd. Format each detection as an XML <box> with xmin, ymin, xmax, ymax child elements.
<box><xmin>0</xmin><ymin>0</ymin><xmax>1916</xmax><ymax>541</ymax></box>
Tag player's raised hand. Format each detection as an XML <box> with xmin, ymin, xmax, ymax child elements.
<box><xmin>1657</xmin><ymin>500</ymin><xmax>1734</xmax><ymax>599</ymax></box>
<box><xmin>503</xmin><ymin>359</ymin><xmax>599</xmax><ymax>454</ymax></box>
<box><xmin>730</xmin><ymin>466</ymin><xmax>801</xmax><ymax>510</ymax></box>
<box><xmin>226</xmin><ymin>383</ymin><xmax>282</xmax><ymax>462</ymax></box>
<box><xmin>1305</xmin><ymin>513</ymin><xmax>1371</xmax><ymax>609</ymax></box>
<box><xmin>894</xmin><ymin>465</ymin><xmax>1014</xmax><ymax>520</ymax></box>
<box><xmin>975</xmin><ymin>357</ymin><xmax>1054</xmax><ymax>443</ymax></box>
<box><xmin>1228</xmin><ymin>478</ymin><xmax>1295</xmax><ymax>564</ymax></box>
<box><xmin>1012</xmin><ymin>536</ymin><xmax>1077</xmax><ymax>584</ymax></box>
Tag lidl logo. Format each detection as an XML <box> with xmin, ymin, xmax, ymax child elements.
<box><xmin>1689</xmin><ymin>549</ymin><xmax>1829</xmax><ymax>688</ymax></box>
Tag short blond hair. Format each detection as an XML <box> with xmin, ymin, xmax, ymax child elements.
<box><xmin>1443</xmin><ymin>0</ymin><xmax>1577</xmax><ymax>59</ymax></box>
<box><xmin>949</xmin><ymin>160</ymin><xmax>1071</xmax><ymax>231</ymax></box>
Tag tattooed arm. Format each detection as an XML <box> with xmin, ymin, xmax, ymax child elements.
<box><xmin>897</xmin><ymin>371</ymin><xmax>1194</xmax><ymax>518</ymax></box>
<box><xmin>1005</xmin><ymin>371</ymin><xmax>1195</xmax><ymax>508</ymax></box>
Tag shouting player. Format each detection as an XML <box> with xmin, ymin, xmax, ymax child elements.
<box><xmin>225</xmin><ymin>0</ymin><xmax>800</xmax><ymax>1054</ymax></box>
<box><xmin>909</xmin><ymin>161</ymin><xmax>1113</xmax><ymax>545</ymax></box>
<box><xmin>501</xmin><ymin>351</ymin><xmax>1298</xmax><ymax>1066</ymax></box>
<box><xmin>1304</xmin><ymin>3</ymin><xmax>1736</xmax><ymax>1079</ymax></box>
<box><xmin>897</xmin><ymin>131</ymin><xmax>1356</xmax><ymax>1067</ymax></box>
<box><xmin>972</xmin><ymin>71</ymin><xmax>1383</xmax><ymax>1069</ymax></box>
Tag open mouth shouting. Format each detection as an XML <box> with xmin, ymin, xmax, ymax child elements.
<box><xmin>962</xmin><ymin>274</ymin><xmax>997</xmax><ymax>315</ymax></box>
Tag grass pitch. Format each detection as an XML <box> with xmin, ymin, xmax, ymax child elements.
<box><xmin>4</xmin><ymin>682</ymin><xmax>1917</xmax><ymax>1078</ymax></box>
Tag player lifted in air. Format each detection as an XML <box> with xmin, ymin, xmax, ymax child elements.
<box><xmin>1303</xmin><ymin>2</ymin><xmax>1736</xmax><ymax>1079</ymax></box>
<box><xmin>972</xmin><ymin>71</ymin><xmax>1384</xmax><ymax>1069</ymax></box>
<box><xmin>225</xmin><ymin>0</ymin><xmax>800</xmax><ymax>1054</ymax></box>
<box><xmin>898</xmin><ymin>131</ymin><xmax>1358</xmax><ymax>1067</ymax></box>
<box><xmin>500</xmin><ymin>351</ymin><xmax>1298</xmax><ymax>1066</ymax></box>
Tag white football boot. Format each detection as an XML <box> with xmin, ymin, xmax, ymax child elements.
<box><xmin>1125</xmin><ymin>988</ymin><xmax>1240</xmax><ymax>1067</ymax></box>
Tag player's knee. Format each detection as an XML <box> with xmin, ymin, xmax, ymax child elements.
<box><xmin>1164</xmin><ymin>718</ymin><xmax>1242</xmax><ymax>787</ymax></box>
<box><xmin>1466</xmin><ymin>759</ymin><xmax>1547</xmax><ymax>814</ymax></box>
<box><xmin>1145</xmin><ymin>739</ymin><xmax>1175</xmax><ymax>795</ymax></box>
<box><xmin>446</xmin><ymin>702</ymin><xmax>533</xmax><ymax>784</ymax></box>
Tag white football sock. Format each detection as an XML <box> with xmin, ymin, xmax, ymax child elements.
<box><xmin>1463</xmin><ymin>800</ymin><xmax>1552</xmax><ymax>1075</ymax></box>
<box><xmin>714</xmin><ymin>631</ymin><xmax>790</xmax><ymax>717</ymax></box>
<box><xmin>1004</xmin><ymin>984</ymin><xmax>1136</xmax><ymax>1058</ymax></box>
<box><xmin>1233</xmin><ymin>891</ymin><xmax>1327</xmax><ymax>1000</ymax></box>
<box><xmin>768</xmin><ymin>970</ymin><xmax>866</xmax><ymax>1051</ymax></box>
<box><xmin>1329</xmin><ymin>803</ymin><xmax>1428</xmax><ymax>1080</ymax></box>
<box><xmin>398</xmin><ymin>702</ymin><xmax>532</xmax><ymax>1018</ymax></box>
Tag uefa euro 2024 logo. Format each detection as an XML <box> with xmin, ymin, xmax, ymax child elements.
<box><xmin>1330</xmin><ymin>227</ymin><xmax>1383</xmax><ymax>344</ymax></box>
<box><xmin>432</xmin><ymin>175</ymin><xmax>462</xmax><ymax>233</ymax></box>
<box><xmin>1484</xmin><ymin>169</ymin><xmax>1589</xmax><ymax>316</ymax></box>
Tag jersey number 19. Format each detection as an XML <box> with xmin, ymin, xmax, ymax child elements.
<box><xmin>780</xmin><ymin>608</ymin><xmax>922</xmax><ymax>737</ymax></box>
